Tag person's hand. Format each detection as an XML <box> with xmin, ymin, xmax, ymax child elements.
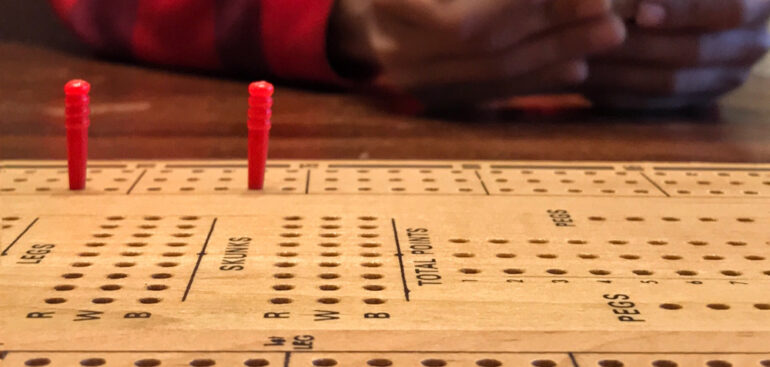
<box><xmin>329</xmin><ymin>0</ymin><xmax>626</xmax><ymax>109</ymax></box>
<box><xmin>585</xmin><ymin>0</ymin><xmax>770</xmax><ymax>109</ymax></box>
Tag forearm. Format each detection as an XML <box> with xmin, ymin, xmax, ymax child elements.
<box><xmin>49</xmin><ymin>0</ymin><xmax>343</xmax><ymax>83</ymax></box>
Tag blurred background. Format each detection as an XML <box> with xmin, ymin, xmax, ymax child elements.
<box><xmin>2</xmin><ymin>1</ymin><xmax>769</xmax><ymax>162</ymax></box>
<box><xmin>0</xmin><ymin>1</ymin><xmax>86</xmax><ymax>53</ymax></box>
<box><xmin>3</xmin><ymin>1</ymin><xmax>769</xmax><ymax>78</ymax></box>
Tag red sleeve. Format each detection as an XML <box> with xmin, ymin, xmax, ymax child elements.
<box><xmin>49</xmin><ymin>0</ymin><xmax>342</xmax><ymax>84</ymax></box>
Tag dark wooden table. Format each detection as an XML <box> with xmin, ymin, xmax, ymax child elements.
<box><xmin>2</xmin><ymin>41</ymin><xmax>769</xmax><ymax>162</ymax></box>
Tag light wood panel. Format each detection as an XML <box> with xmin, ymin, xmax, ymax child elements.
<box><xmin>2</xmin><ymin>160</ymin><xmax>769</xmax><ymax>366</ymax></box>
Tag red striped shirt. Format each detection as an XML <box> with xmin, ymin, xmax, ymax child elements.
<box><xmin>49</xmin><ymin>0</ymin><xmax>341</xmax><ymax>84</ymax></box>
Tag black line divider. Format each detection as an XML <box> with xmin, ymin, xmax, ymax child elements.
<box><xmin>639</xmin><ymin>171</ymin><xmax>670</xmax><ymax>197</ymax></box>
<box><xmin>475</xmin><ymin>170</ymin><xmax>490</xmax><ymax>195</ymax></box>
<box><xmin>1</xmin><ymin>217</ymin><xmax>39</xmax><ymax>256</ymax></box>
<box><xmin>391</xmin><ymin>219</ymin><xmax>411</xmax><ymax>301</ymax></box>
<box><xmin>182</xmin><ymin>218</ymin><xmax>217</xmax><ymax>301</ymax></box>
<box><xmin>569</xmin><ymin>352</ymin><xmax>581</xmax><ymax>367</ymax></box>
<box><xmin>126</xmin><ymin>169</ymin><xmax>147</xmax><ymax>195</ymax></box>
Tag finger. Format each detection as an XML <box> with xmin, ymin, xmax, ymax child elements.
<box><xmin>407</xmin><ymin>60</ymin><xmax>589</xmax><ymax>108</ymax></box>
<box><xmin>612</xmin><ymin>0</ymin><xmax>639</xmax><ymax>19</ymax></box>
<box><xmin>372</xmin><ymin>0</ymin><xmax>530</xmax><ymax>39</ymax></box>
<box><xmin>484</xmin><ymin>0</ymin><xmax>615</xmax><ymax>52</ymax></box>
<box><xmin>372</xmin><ymin>0</ymin><xmax>614</xmax><ymax>60</ymax></box>
<box><xmin>598</xmin><ymin>27</ymin><xmax>770</xmax><ymax>67</ymax></box>
<box><xmin>636</xmin><ymin>0</ymin><xmax>770</xmax><ymax>30</ymax></box>
<box><xmin>586</xmin><ymin>63</ymin><xmax>751</xmax><ymax>95</ymax></box>
<box><xmin>389</xmin><ymin>15</ymin><xmax>625</xmax><ymax>87</ymax></box>
<box><xmin>370</xmin><ymin>0</ymin><xmax>532</xmax><ymax>62</ymax></box>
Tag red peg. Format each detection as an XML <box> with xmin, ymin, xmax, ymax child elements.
<box><xmin>64</xmin><ymin>79</ymin><xmax>91</xmax><ymax>190</ymax></box>
<box><xmin>247</xmin><ymin>81</ymin><xmax>274</xmax><ymax>190</ymax></box>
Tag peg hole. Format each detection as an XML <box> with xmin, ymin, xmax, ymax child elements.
<box><xmin>80</xmin><ymin>358</ymin><xmax>106</xmax><ymax>366</ymax></box>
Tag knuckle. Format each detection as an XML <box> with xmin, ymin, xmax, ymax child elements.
<box><xmin>433</xmin><ymin>13</ymin><xmax>468</xmax><ymax>39</ymax></box>
<box><xmin>560</xmin><ymin>62</ymin><xmax>589</xmax><ymax>85</ymax></box>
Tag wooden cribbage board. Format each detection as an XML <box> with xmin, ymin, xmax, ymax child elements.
<box><xmin>1</xmin><ymin>160</ymin><xmax>769</xmax><ymax>367</ymax></box>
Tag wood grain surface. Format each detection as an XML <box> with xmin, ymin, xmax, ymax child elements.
<box><xmin>1</xmin><ymin>41</ymin><xmax>769</xmax><ymax>162</ymax></box>
<box><xmin>2</xmin><ymin>160</ymin><xmax>770</xmax><ymax>359</ymax></box>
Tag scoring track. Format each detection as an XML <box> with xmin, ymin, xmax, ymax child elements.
<box><xmin>1</xmin><ymin>160</ymin><xmax>769</xmax><ymax>366</ymax></box>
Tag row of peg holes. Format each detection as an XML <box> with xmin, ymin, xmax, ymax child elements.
<box><xmin>156</xmin><ymin>168</ymin><xmax>298</xmax><ymax>174</ymax></box>
<box><xmin>326</xmin><ymin>177</ymin><xmax>471</xmax><ymax>183</ymax></box>
<box><xmin>146</xmin><ymin>168</ymin><xmax>299</xmax><ymax>192</ymax></box>
<box><xmin>8</xmin><ymin>169</ymin><xmax>135</xmax><ymax>174</ymax></box>
<box><xmin>323</xmin><ymin>187</ymin><xmax>475</xmax><ymax>193</ymax></box>
<box><xmin>659</xmin><ymin>303</ymin><xmax>770</xmax><ymax>311</ymax></box>
<box><xmin>663</xmin><ymin>179</ymin><xmax>770</xmax><ymax>186</ymax></box>
<box><xmin>488</xmin><ymin>170</ymin><xmax>612</xmax><ymax>176</ymax></box>
<box><xmin>494</xmin><ymin>178</ymin><xmax>641</xmax><ymax>184</ymax></box>
<box><xmin>44</xmin><ymin>297</ymin><xmax>161</xmax><ymax>305</ymax></box>
<box><xmin>323</xmin><ymin>168</ymin><xmax>474</xmax><ymax>193</ymax></box>
<box><xmin>451</xmin><ymin>240</ymin><xmax>768</xmax><ymax>276</ymax></box>
<box><xmin>96</xmin><ymin>215</ymin><xmax>199</xmax><ymax>237</ymax></box>
<box><xmin>449</xmin><ymin>238</ymin><xmax>768</xmax><ymax>247</ymax></box>
<box><xmin>21</xmin><ymin>357</ymin><xmax>770</xmax><ymax>367</ymax></box>
<box><xmin>458</xmin><ymin>268</ymin><xmax>770</xmax><ymax>277</ymax></box>
<box><xmin>145</xmin><ymin>186</ymin><xmax>298</xmax><ymax>192</ymax></box>
<box><xmin>674</xmin><ymin>189</ymin><xmax>762</xmax><ymax>195</ymax></box>
<box><xmin>586</xmin><ymin>216</ymin><xmax>759</xmax><ymax>223</ymax></box>
<box><xmin>105</xmin><ymin>216</ymin><xmax>200</xmax><ymax>221</ymax></box>
<box><xmin>9</xmin><ymin>177</ymin><xmax>127</xmax><ymax>183</ymax></box>
<box><xmin>4</xmin><ymin>167</ymin><xmax>768</xmax><ymax>178</ymax></box>
<box><xmin>597</xmin><ymin>360</ymin><xmax>769</xmax><ymax>367</ymax></box>
<box><xmin>313</xmin><ymin>358</ymin><xmax>545</xmax><ymax>366</ymax></box>
<box><xmin>653</xmin><ymin>171</ymin><xmax>768</xmax><ymax>177</ymax></box>
<box><xmin>494</xmin><ymin>188</ymin><xmax>652</xmax><ymax>194</ymax></box>
<box><xmin>454</xmin><ymin>252</ymin><xmax>768</xmax><ymax>262</ymax></box>
<box><xmin>494</xmin><ymin>189</ymin><xmax>762</xmax><ymax>196</ymax></box>
<box><xmin>23</xmin><ymin>358</ymin><xmax>270</xmax><ymax>366</ymax></box>
<box><xmin>320</xmin><ymin>169</ymin><xmax>687</xmax><ymax>177</ymax></box>
<box><xmin>0</xmin><ymin>186</ymin><xmax>124</xmax><ymax>192</ymax></box>
<box><xmin>4</xmin><ymin>169</ymin><xmax>135</xmax><ymax>192</ymax></box>
<box><xmin>326</xmin><ymin>169</ymin><xmax>464</xmax><ymax>174</ymax></box>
